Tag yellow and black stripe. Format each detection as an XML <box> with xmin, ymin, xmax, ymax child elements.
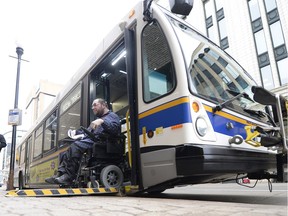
<box><xmin>5</xmin><ymin>187</ymin><xmax>118</xmax><ymax>197</ymax></box>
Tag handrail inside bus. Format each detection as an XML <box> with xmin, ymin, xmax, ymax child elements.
<box><xmin>126</xmin><ymin>109</ymin><xmax>132</xmax><ymax>167</ymax></box>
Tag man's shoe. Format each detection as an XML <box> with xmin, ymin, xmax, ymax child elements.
<box><xmin>45</xmin><ymin>172</ymin><xmax>62</xmax><ymax>184</ymax></box>
<box><xmin>54</xmin><ymin>173</ymin><xmax>73</xmax><ymax>185</ymax></box>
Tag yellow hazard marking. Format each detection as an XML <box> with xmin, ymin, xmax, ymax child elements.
<box><xmin>42</xmin><ymin>189</ymin><xmax>53</xmax><ymax>195</ymax></box>
<box><xmin>25</xmin><ymin>190</ymin><xmax>36</xmax><ymax>196</ymax></box>
<box><xmin>110</xmin><ymin>188</ymin><xmax>117</xmax><ymax>192</ymax></box>
<box><xmin>5</xmin><ymin>187</ymin><xmax>118</xmax><ymax>197</ymax></box>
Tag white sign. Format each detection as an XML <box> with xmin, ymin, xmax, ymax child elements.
<box><xmin>8</xmin><ymin>109</ymin><xmax>22</xmax><ymax>126</ymax></box>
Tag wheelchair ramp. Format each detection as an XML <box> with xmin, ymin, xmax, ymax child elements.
<box><xmin>5</xmin><ymin>187</ymin><xmax>118</xmax><ymax>197</ymax></box>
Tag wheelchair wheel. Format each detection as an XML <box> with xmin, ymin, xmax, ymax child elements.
<box><xmin>100</xmin><ymin>165</ymin><xmax>124</xmax><ymax>188</ymax></box>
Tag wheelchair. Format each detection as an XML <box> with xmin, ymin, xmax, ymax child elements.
<box><xmin>71</xmin><ymin>127</ymin><xmax>129</xmax><ymax>189</ymax></box>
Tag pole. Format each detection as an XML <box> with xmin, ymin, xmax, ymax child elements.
<box><xmin>7</xmin><ymin>47</ymin><xmax>23</xmax><ymax>190</ymax></box>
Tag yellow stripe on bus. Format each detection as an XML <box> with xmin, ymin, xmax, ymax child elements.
<box><xmin>203</xmin><ymin>105</ymin><xmax>250</xmax><ymax>125</ymax></box>
<box><xmin>139</xmin><ymin>97</ymin><xmax>190</xmax><ymax>119</ymax></box>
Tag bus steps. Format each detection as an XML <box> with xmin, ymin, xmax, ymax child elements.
<box><xmin>5</xmin><ymin>187</ymin><xmax>118</xmax><ymax>197</ymax></box>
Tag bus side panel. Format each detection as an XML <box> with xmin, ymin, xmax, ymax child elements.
<box><xmin>29</xmin><ymin>158</ymin><xmax>58</xmax><ymax>184</ymax></box>
<box><xmin>141</xmin><ymin>148</ymin><xmax>177</xmax><ymax>188</ymax></box>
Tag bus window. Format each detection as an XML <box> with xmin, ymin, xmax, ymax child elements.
<box><xmin>43</xmin><ymin>110</ymin><xmax>57</xmax><ymax>153</ymax></box>
<box><xmin>16</xmin><ymin>146</ymin><xmax>20</xmax><ymax>166</ymax></box>
<box><xmin>58</xmin><ymin>84</ymin><xmax>81</xmax><ymax>142</ymax></box>
<box><xmin>20</xmin><ymin>143</ymin><xmax>26</xmax><ymax>165</ymax></box>
<box><xmin>142</xmin><ymin>20</ymin><xmax>175</xmax><ymax>102</ymax></box>
<box><xmin>89</xmin><ymin>42</ymin><xmax>128</xmax><ymax>120</ymax></box>
<box><xmin>33</xmin><ymin>125</ymin><xmax>43</xmax><ymax>159</ymax></box>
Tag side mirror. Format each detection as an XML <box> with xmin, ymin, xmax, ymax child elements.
<box><xmin>252</xmin><ymin>86</ymin><xmax>276</xmax><ymax>105</ymax></box>
<box><xmin>169</xmin><ymin>0</ymin><xmax>193</xmax><ymax>16</ymax></box>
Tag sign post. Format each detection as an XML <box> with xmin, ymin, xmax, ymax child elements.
<box><xmin>7</xmin><ymin>47</ymin><xmax>24</xmax><ymax>190</ymax></box>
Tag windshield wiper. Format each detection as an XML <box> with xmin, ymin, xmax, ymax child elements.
<box><xmin>212</xmin><ymin>90</ymin><xmax>253</xmax><ymax>113</ymax></box>
<box><xmin>243</xmin><ymin>108</ymin><xmax>277</xmax><ymax>126</ymax></box>
<box><xmin>243</xmin><ymin>108</ymin><xmax>265</xmax><ymax>117</ymax></box>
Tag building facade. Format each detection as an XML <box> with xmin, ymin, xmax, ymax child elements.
<box><xmin>0</xmin><ymin>80</ymin><xmax>63</xmax><ymax>183</ymax></box>
<box><xmin>24</xmin><ymin>80</ymin><xmax>64</xmax><ymax>128</ymax></box>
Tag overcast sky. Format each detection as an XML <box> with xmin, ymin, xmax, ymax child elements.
<box><xmin>0</xmin><ymin>0</ymin><xmax>139</xmax><ymax>135</ymax></box>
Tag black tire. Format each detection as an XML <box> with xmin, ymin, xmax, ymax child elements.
<box><xmin>100</xmin><ymin>165</ymin><xmax>124</xmax><ymax>188</ymax></box>
<box><xmin>19</xmin><ymin>173</ymin><xmax>24</xmax><ymax>190</ymax></box>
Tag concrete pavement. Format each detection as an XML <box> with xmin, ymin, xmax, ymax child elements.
<box><xmin>0</xmin><ymin>183</ymin><xmax>287</xmax><ymax>216</ymax></box>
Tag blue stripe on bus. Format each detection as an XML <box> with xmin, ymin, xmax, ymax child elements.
<box><xmin>138</xmin><ymin>102</ymin><xmax>192</xmax><ymax>134</ymax></box>
<box><xmin>206</xmin><ymin>111</ymin><xmax>247</xmax><ymax>138</ymax></box>
<box><xmin>138</xmin><ymin>100</ymin><xmax>249</xmax><ymax>139</ymax></box>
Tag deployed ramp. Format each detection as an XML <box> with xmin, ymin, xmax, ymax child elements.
<box><xmin>5</xmin><ymin>187</ymin><xmax>118</xmax><ymax>197</ymax></box>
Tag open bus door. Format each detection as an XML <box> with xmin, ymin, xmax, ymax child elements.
<box><xmin>124</xmin><ymin>26</ymin><xmax>142</xmax><ymax>190</ymax></box>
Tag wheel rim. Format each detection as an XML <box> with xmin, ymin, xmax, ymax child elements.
<box><xmin>100</xmin><ymin>165</ymin><xmax>123</xmax><ymax>188</ymax></box>
<box><xmin>106</xmin><ymin>170</ymin><xmax>119</xmax><ymax>186</ymax></box>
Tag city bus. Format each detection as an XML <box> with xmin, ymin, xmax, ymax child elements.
<box><xmin>14</xmin><ymin>0</ymin><xmax>287</xmax><ymax>193</ymax></box>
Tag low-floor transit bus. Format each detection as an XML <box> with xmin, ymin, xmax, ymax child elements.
<box><xmin>14</xmin><ymin>0</ymin><xmax>287</xmax><ymax>193</ymax></box>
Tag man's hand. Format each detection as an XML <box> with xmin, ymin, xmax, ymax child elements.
<box><xmin>90</xmin><ymin>119</ymin><xmax>104</xmax><ymax>129</ymax></box>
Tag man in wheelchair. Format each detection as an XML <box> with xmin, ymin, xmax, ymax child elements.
<box><xmin>45</xmin><ymin>98</ymin><xmax>121</xmax><ymax>185</ymax></box>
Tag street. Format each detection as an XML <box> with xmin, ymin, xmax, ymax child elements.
<box><xmin>0</xmin><ymin>181</ymin><xmax>287</xmax><ymax>216</ymax></box>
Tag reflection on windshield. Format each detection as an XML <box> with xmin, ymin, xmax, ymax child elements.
<box><xmin>168</xmin><ymin>16</ymin><xmax>265</xmax><ymax>113</ymax></box>
<box><xmin>191</xmin><ymin>47</ymin><xmax>249</xmax><ymax>102</ymax></box>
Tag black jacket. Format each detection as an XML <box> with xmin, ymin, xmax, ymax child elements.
<box><xmin>0</xmin><ymin>134</ymin><xmax>7</xmax><ymax>152</ymax></box>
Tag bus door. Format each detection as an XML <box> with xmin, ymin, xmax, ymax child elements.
<box><xmin>135</xmin><ymin>7</ymin><xmax>189</xmax><ymax>189</ymax></box>
<box><xmin>17</xmin><ymin>136</ymin><xmax>31</xmax><ymax>188</ymax></box>
<box><xmin>87</xmin><ymin>25</ymin><xmax>141</xmax><ymax>187</ymax></box>
<box><xmin>88</xmin><ymin>41</ymin><xmax>129</xmax><ymax>122</ymax></box>
<box><xmin>24</xmin><ymin>136</ymin><xmax>32</xmax><ymax>185</ymax></box>
<box><xmin>124</xmin><ymin>24</ymin><xmax>141</xmax><ymax>187</ymax></box>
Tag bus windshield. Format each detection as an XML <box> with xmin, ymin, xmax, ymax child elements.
<box><xmin>167</xmin><ymin>16</ymin><xmax>268</xmax><ymax>117</ymax></box>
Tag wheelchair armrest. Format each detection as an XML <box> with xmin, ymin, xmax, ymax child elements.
<box><xmin>98</xmin><ymin>133</ymin><xmax>126</xmax><ymax>141</ymax></box>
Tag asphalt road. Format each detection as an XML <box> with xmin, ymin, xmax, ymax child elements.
<box><xmin>0</xmin><ymin>181</ymin><xmax>287</xmax><ymax>216</ymax></box>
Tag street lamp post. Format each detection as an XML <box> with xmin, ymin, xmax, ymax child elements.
<box><xmin>7</xmin><ymin>47</ymin><xmax>24</xmax><ymax>190</ymax></box>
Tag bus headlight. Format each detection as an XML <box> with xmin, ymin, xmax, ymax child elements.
<box><xmin>196</xmin><ymin>117</ymin><xmax>208</xmax><ymax>136</ymax></box>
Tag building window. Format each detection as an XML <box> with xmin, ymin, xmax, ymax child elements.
<box><xmin>215</xmin><ymin>0</ymin><xmax>229</xmax><ymax>49</ymax></box>
<box><xmin>264</xmin><ymin>0</ymin><xmax>277</xmax><ymax>13</ymax></box>
<box><xmin>260</xmin><ymin>65</ymin><xmax>274</xmax><ymax>90</ymax></box>
<box><xmin>248</xmin><ymin>0</ymin><xmax>274</xmax><ymax>88</ymax></box>
<box><xmin>204</xmin><ymin>0</ymin><xmax>216</xmax><ymax>42</ymax></box>
<box><xmin>263</xmin><ymin>0</ymin><xmax>288</xmax><ymax>86</ymax></box>
<box><xmin>248</xmin><ymin>0</ymin><xmax>261</xmax><ymax>21</ymax></box>
<box><xmin>204</xmin><ymin>0</ymin><xmax>229</xmax><ymax>49</ymax></box>
<box><xmin>270</xmin><ymin>21</ymin><xmax>285</xmax><ymax>48</ymax></box>
<box><xmin>218</xmin><ymin>18</ymin><xmax>227</xmax><ymax>39</ymax></box>
<box><xmin>254</xmin><ymin>30</ymin><xmax>268</xmax><ymax>54</ymax></box>
<box><xmin>277</xmin><ymin>58</ymin><xmax>288</xmax><ymax>85</ymax></box>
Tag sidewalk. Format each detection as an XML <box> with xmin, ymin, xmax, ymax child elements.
<box><xmin>0</xmin><ymin>183</ymin><xmax>287</xmax><ymax>216</ymax></box>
